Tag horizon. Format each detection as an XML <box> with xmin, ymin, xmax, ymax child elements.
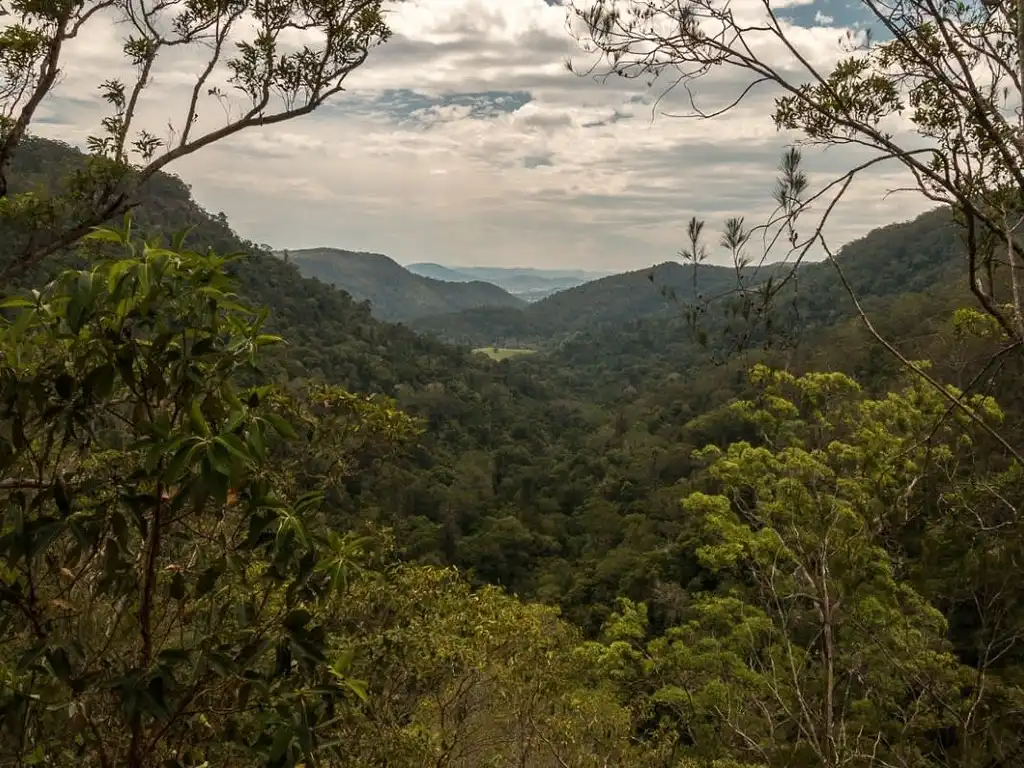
<box><xmin>36</xmin><ymin>0</ymin><xmax>936</xmax><ymax>271</ymax></box>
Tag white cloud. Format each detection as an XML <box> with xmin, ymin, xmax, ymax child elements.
<box><xmin>22</xmin><ymin>0</ymin><xmax>936</xmax><ymax>270</ymax></box>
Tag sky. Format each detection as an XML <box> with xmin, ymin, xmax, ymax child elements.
<box><xmin>31</xmin><ymin>0</ymin><xmax>938</xmax><ymax>271</ymax></box>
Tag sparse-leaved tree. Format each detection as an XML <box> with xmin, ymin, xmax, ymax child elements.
<box><xmin>0</xmin><ymin>0</ymin><xmax>390</xmax><ymax>275</ymax></box>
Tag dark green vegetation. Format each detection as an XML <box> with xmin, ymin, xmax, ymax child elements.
<box><xmin>5</xmin><ymin>0</ymin><xmax>1024</xmax><ymax>761</ymax></box>
<box><xmin>284</xmin><ymin>247</ymin><xmax>525</xmax><ymax>323</ymax></box>
<box><xmin>412</xmin><ymin>207</ymin><xmax>964</xmax><ymax>349</ymax></box>
<box><xmin>5</xmin><ymin>134</ymin><xmax>1022</xmax><ymax>768</ymax></box>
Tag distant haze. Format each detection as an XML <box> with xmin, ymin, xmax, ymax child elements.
<box><xmin>405</xmin><ymin>263</ymin><xmax>613</xmax><ymax>301</ymax></box>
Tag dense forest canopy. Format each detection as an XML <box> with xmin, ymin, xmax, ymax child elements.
<box><xmin>282</xmin><ymin>248</ymin><xmax>526</xmax><ymax>324</ymax></box>
<box><xmin>2</xmin><ymin>0</ymin><xmax>1024</xmax><ymax>766</ymax></box>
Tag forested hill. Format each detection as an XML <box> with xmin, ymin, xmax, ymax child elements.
<box><xmin>284</xmin><ymin>247</ymin><xmax>526</xmax><ymax>323</ymax></box>
<box><xmin>411</xmin><ymin>259</ymin><xmax>762</xmax><ymax>346</ymax></box>
<box><xmin>411</xmin><ymin>206</ymin><xmax>966</xmax><ymax>347</ymax></box>
<box><xmin>4</xmin><ymin>134</ymin><xmax>995</xmax><ymax>631</ymax></box>
<box><xmin>406</xmin><ymin>263</ymin><xmax>603</xmax><ymax>301</ymax></box>
<box><xmin>3</xmin><ymin>136</ymin><xmax>488</xmax><ymax>394</ymax></box>
<box><xmin>11</xmin><ymin>130</ymin><xmax>1024</xmax><ymax>767</ymax></box>
<box><xmin>11</xmin><ymin>0</ymin><xmax>1024</xmax><ymax>759</ymax></box>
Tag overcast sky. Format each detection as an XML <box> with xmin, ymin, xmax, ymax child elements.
<box><xmin>33</xmin><ymin>0</ymin><xmax>936</xmax><ymax>271</ymax></box>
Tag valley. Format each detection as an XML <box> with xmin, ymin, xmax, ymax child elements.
<box><xmin>1</xmin><ymin>137</ymin><xmax>988</xmax><ymax>610</ymax></box>
<box><xmin>3</xmin><ymin>0</ymin><xmax>1024</xmax><ymax>760</ymax></box>
<box><xmin>406</xmin><ymin>263</ymin><xmax>611</xmax><ymax>301</ymax></box>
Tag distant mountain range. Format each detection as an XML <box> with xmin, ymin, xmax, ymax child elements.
<box><xmin>407</xmin><ymin>260</ymin><xmax>763</xmax><ymax>347</ymax></box>
<box><xmin>278</xmin><ymin>248</ymin><xmax>526</xmax><ymax>323</ymax></box>
<box><xmin>276</xmin><ymin>206</ymin><xmax>964</xmax><ymax>343</ymax></box>
<box><xmin>408</xmin><ymin>207</ymin><xmax>965</xmax><ymax>348</ymax></box>
<box><xmin>405</xmin><ymin>263</ymin><xmax>612</xmax><ymax>302</ymax></box>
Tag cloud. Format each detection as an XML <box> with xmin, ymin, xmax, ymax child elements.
<box><xmin>24</xmin><ymin>0</ymin><xmax>935</xmax><ymax>270</ymax></box>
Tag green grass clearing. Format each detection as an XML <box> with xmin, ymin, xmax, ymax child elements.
<box><xmin>473</xmin><ymin>347</ymin><xmax>537</xmax><ymax>361</ymax></box>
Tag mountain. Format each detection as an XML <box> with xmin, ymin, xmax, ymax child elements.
<box><xmin>2</xmin><ymin>135</ymin><xmax>984</xmax><ymax>608</ymax></box>
<box><xmin>406</xmin><ymin>263</ymin><xmax>610</xmax><ymax>301</ymax></box>
<box><xmin>9</xmin><ymin>129</ymin><xmax>1024</xmax><ymax>768</ymax></box>
<box><xmin>282</xmin><ymin>248</ymin><xmax>525</xmax><ymax>323</ymax></box>
<box><xmin>2</xmin><ymin>136</ymin><xmax>496</xmax><ymax>396</ymax></box>
<box><xmin>404</xmin><ymin>262</ymin><xmax>477</xmax><ymax>282</ymax></box>
<box><xmin>410</xmin><ymin>208</ymin><xmax>966</xmax><ymax>349</ymax></box>
<box><xmin>411</xmin><ymin>260</ymin><xmax>771</xmax><ymax>347</ymax></box>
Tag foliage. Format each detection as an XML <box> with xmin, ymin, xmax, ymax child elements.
<box><xmin>585</xmin><ymin>366</ymin><xmax>1024</xmax><ymax>767</ymax></box>
<box><xmin>0</xmin><ymin>222</ymin><xmax>414</xmax><ymax>767</ymax></box>
<box><xmin>323</xmin><ymin>563</ymin><xmax>649</xmax><ymax>767</ymax></box>
<box><xmin>411</xmin><ymin>205</ymin><xmax>965</xmax><ymax>355</ymax></box>
<box><xmin>0</xmin><ymin>0</ymin><xmax>390</xmax><ymax>274</ymax></box>
<box><xmin>286</xmin><ymin>247</ymin><xmax>525</xmax><ymax>323</ymax></box>
<box><xmin>8</xmin><ymin>0</ymin><xmax>1024</xmax><ymax>761</ymax></box>
<box><xmin>6</xmin><ymin>134</ymin><xmax>1024</xmax><ymax>768</ymax></box>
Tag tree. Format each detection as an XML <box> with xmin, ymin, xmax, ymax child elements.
<box><xmin>323</xmin><ymin>563</ymin><xmax>648</xmax><ymax>767</ymax></box>
<box><xmin>0</xmin><ymin>221</ymin><xmax>415</xmax><ymax>767</ymax></box>
<box><xmin>0</xmin><ymin>0</ymin><xmax>390</xmax><ymax>275</ymax></box>
<box><xmin>568</xmin><ymin>0</ymin><xmax>1024</xmax><ymax>432</ymax></box>
<box><xmin>584</xmin><ymin>366</ymin><xmax>1024</xmax><ymax>767</ymax></box>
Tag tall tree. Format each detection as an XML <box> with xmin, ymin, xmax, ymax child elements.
<box><xmin>0</xmin><ymin>0</ymin><xmax>390</xmax><ymax>275</ymax></box>
<box><xmin>568</xmin><ymin>0</ymin><xmax>1024</xmax><ymax>431</ymax></box>
<box><xmin>584</xmin><ymin>365</ymin><xmax>1024</xmax><ymax>767</ymax></box>
<box><xmin>0</xmin><ymin>221</ymin><xmax>415</xmax><ymax>767</ymax></box>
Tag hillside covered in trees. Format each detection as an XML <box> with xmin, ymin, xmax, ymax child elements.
<box><xmin>411</xmin><ymin>206</ymin><xmax>966</xmax><ymax>348</ymax></box>
<box><xmin>283</xmin><ymin>247</ymin><xmax>526</xmax><ymax>323</ymax></box>
<box><xmin>5</xmin><ymin>130</ymin><xmax>1022</xmax><ymax>767</ymax></box>
<box><xmin>405</xmin><ymin>263</ymin><xmax>604</xmax><ymax>301</ymax></box>
<box><xmin>3</xmin><ymin>0</ymin><xmax>1024</xmax><ymax>765</ymax></box>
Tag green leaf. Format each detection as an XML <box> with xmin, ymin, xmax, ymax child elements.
<box><xmin>206</xmin><ymin>442</ymin><xmax>233</xmax><ymax>477</ymax></box>
<box><xmin>269</xmin><ymin>727</ymin><xmax>293</xmax><ymax>763</ymax></box>
<box><xmin>245</xmin><ymin>510</ymin><xmax>275</xmax><ymax>548</ymax></box>
<box><xmin>81</xmin><ymin>363</ymin><xmax>117</xmax><ymax>401</ymax></box>
<box><xmin>332</xmin><ymin>648</ymin><xmax>355</xmax><ymax>677</ymax></box>
<box><xmin>215</xmin><ymin>433</ymin><xmax>251</xmax><ymax>462</ymax></box>
<box><xmin>264</xmin><ymin>412</ymin><xmax>298</xmax><ymax>440</ymax></box>
<box><xmin>249</xmin><ymin>423</ymin><xmax>266</xmax><ymax>460</ymax></box>
<box><xmin>85</xmin><ymin>227</ymin><xmax>124</xmax><ymax>244</ymax></box>
<box><xmin>0</xmin><ymin>296</ymin><xmax>35</xmax><ymax>309</ymax></box>
<box><xmin>164</xmin><ymin>442</ymin><xmax>198</xmax><ymax>483</ymax></box>
<box><xmin>344</xmin><ymin>678</ymin><xmax>368</xmax><ymax>703</ymax></box>
<box><xmin>106</xmin><ymin>258</ymin><xmax>136</xmax><ymax>295</ymax></box>
<box><xmin>294</xmin><ymin>491</ymin><xmax>323</xmax><ymax>516</ymax></box>
<box><xmin>189</xmin><ymin>399</ymin><xmax>210</xmax><ymax>437</ymax></box>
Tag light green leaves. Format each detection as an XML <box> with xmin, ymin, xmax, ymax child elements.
<box><xmin>660</xmin><ymin>366</ymin><xmax>982</xmax><ymax>766</ymax></box>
